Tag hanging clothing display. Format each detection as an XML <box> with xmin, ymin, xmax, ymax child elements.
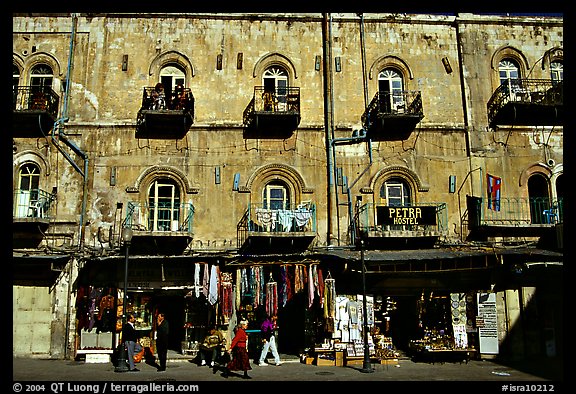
<box><xmin>208</xmin><ymin>264</ymin><xmax>219</xmax><ymax>305</ymax></box>
<box><xmin>220</xmin><ymin>272</ymin><xmax>233</xmax><ymax>318</ymax></box>
<box><xmin>235</xmin><ymin>268</ymin><xmax>242</xmax><ymax>310</ymax></box>
<box><xmin>202</xmin><ymin>264</ymin><xmax>209</xmax><ymax>299</ymax></box>
<box><xmin>266</xmin><ymin>277</ymin><xmax>278</xmax><ymax>317</ymax></box>
<box><xmin>308</xmin><ymin>264</ymin><xmax>315</xmax><ymax>308</ymax></box>
<box><xmin>194</xmin><ymin>263</ymin><xmax>201</xmax><ymax>298</ymax></box>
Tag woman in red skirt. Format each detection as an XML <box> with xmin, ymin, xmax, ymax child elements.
<box><xmin>224</xmin><ymin>320</ymin><xmax>252</xmax><ymax>379</ymax></box>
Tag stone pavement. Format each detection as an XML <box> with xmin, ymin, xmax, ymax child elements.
<box><xmin>12</xmin><ymin>351</ymin><xmax>563</xmax><ymax>387</ymax></box>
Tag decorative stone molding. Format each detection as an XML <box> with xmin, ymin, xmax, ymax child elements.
<box><xmin>128</xmin><ymin>165</ymin><xmax>198</xmax><ymax>194</ymax></box>
<box><xmin>148</xmin><ymin>50</ymin><xmax>195</xmax><ymax>79</ymax></box>
<box><xmin>369</xmin><ymin>165</ymin><xmax>429</xmax><ymax>196</ymax></box>
<box><xmin>368</xmin><ymin>55</ymin><xmax>414</xmax><ymax>80</ymax></box>
<box><xmin>252</xmin><ymin>52</ymin><xmax>298</xmax><ymax>80</ymax></box>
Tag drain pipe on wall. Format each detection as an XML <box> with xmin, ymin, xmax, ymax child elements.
<box><xmin>51</xmin><ymin>13</ymin><xmax>89</xmax><ymax>252</ymax></box>
<box><xmin>322</xmin><ymin>13</ymin><xmax>337</xmax><ymax>246</ymax></box>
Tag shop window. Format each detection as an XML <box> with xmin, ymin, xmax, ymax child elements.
<box><xmin>148</xmin><ymin>178</ymin><xmax>181</xmax><ymax>231</ymax></box>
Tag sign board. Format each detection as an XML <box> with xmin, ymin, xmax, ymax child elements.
<box><xmin>477</xmin><ymin>292</ymin><xmax>499</xmax><ymax>354</ymax></box>
<box><xmin>376</xmin><ymin>206</ymin><xmax>437</xmax><ymax>226</ymax></box>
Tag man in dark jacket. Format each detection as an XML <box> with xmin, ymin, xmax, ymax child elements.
<box><xmin>156</xmin><ymin>313</ymin><xmax>169</xmax><ymax>372</ymax></box>
<box><xmin>122</xmin><ymin>314</ymin><xmax>139</xmax><ymax>372</ymax></box>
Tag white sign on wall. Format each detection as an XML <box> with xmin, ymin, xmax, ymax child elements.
<box><xmin>477</xmin><ymin>292</ymin><xmax>499</xmax><ymax>354</ymax></box>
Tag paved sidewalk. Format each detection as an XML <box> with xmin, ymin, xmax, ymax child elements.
<box><xmin>12</xmin><ymin>352</ymin><xmax>562</xmax><ymax>383</ymax></box>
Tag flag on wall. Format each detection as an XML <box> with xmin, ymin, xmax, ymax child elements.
<box><xmin>487</xmin><ymin>174</ymin><xmax>501</xmax><ymax>211</ymax></box>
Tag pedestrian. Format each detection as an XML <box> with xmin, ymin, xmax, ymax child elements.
<box><xmin>155</xmin><ymin>312</ymin><xmax>169</xmax><ymax>372</ymax></box>
<box><xmin>122</xmin><ymin>314</ymin><xmax>139</xmax><ymax>372</ymax></box>
<box><xmin>258</xmin><ymin>314</ymin><xmax>281</xmax><ymax>366</ymax></box>
<box><xmin>199</xmin><ymin>326</ymin><xmax>226</xmax><ymax>367</ymax></box>
<box><xmin>223</xmin><ymin>320</ymin><xmax>252</xmax><ymax>379</ymax></box>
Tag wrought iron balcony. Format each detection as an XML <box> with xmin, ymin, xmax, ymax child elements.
<box><xmin>13</xmin><ymin>86</ymin><xmax>60</xmax><ymax>137</ymax></box>
<box><xmin>136</xmin><ymin>86</ymin><xmax>194</xmax><ymax>139</ymax></box>
<box><xmin>237</xmin><ymin>201</ymin><xmax>316</xmax><ymax>253</ymax></box>
<box><xmin>13</xmin><ymin>188</ymin><xmax>56</xmax><ymax>249</ymax></box>
<box><xmin>355</xmin><ymin>202</ymin><xmax>447</xmax><ymax>249</ymax></box>
<box><xmin>487</xmin><ymin>79</ymin><xmax>563</xmax><ymax>128</ymax></box>
<box><xmin>361</xmin><ymin>91</ymin><xmax>424</xmax><ymax>140</ymax></box>
<box><xmin>243</xmin><ymin>86</ymin><xmax>301</xmax><ymax>137</ymax></box>
<box><xmin>122</xmin><ymin>201</ymin><xmax>195</xmax><ymax>255</ymax></box>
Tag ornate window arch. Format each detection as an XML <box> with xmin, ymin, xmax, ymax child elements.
<box><xmin>148</xmin><ymin>50</ymin><xmax>195</xmax><ymax>82</ymax></box>
<box><xmin>368</xmin><ymin>166</ymin><xmax>429</xmax><ymax>205</ymax></box>
<box><xmin>490</xmin><ymin>46</ymin><xmax>529</xmax><ymax>89</ymax></box>
<box><xmin>24</xmin><ymin>52</ymin><xmax>63</xmax><ymax>80</ymax></box>
<box><xmin>244</xmin><ymin>163</ymin><xmax>313</xmax><ymax>206</ymax></box>
<box><xmin>252</xmin><ymin>52</ymin><xmax>298</xmax><ymax>81</ymax></box>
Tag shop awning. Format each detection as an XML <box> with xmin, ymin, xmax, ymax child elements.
<box><xmin>13</xmin><ymin>252</ymin><xmax>71</xmax><ymax>287</ymax></box>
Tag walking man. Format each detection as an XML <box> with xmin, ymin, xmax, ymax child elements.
<box><xmin>258</xmin><ymin>314</ymin><xmax>281</xmax><ymax>366</ymax></box>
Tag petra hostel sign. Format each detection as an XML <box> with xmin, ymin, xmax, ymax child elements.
<box><xmin>376</xmin><ymin>206</ymin><xmax>437</xmax><ymax>226</ymax></box>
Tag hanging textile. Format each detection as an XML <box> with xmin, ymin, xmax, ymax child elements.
<box><xmin>266</xmin><ymin>276</ymin><xmax>278</xmax><ymax>317</ymax></box>
<box><xmin>324</xmin><ymin>276</ymin><xmax>336</xmax><ymax>318</ymax></box>
<box><xmin>294</xmin><ymin>265</ymin><xmax>302</xmax><ymax>293</ymax></box>
<box><xmin>220</xmin><ymin>272</ymin><xmax>233</xmax><ymax>318</ymax></box>
<box><xmin>194</xmin><ymin>263</ymin><xmax>201</xmax><ymax>298</ymax></box>
<box><xmin>317</xmin><ymin>267</ymin><xmax>324</xmax><ymax>304</ymax></box>
<box><xmin>259</xmin><ymin>266</ymin><xmax>265</xmax><ymax>306</ymax></box>
<box><xmin>202</xmin><ymin>263</ymin><xmax>210</xmax><ymax>299</ymax></box>
<box><xmin>235</xmin><ymin>268</ymin><xmax>242</xmax><ymax>310</ymax></box>
<box><xmin>308</xmin><ymin>264</ymin><xmax>315</xmax><ymax>308</ymax></box>
<box><xmin>208</xmin><ymin>264</ymin><xmax>219</xmax><ymax>305</ymax></box>
<box><xmin>280</xmin><ymin>265</ymin><xmax>288</xmax><ymax>307</ymax></box>
<box><xmin>241</xmin><ymin>267</ymin><xmax>248</xmax><ymax>298</ymax></box>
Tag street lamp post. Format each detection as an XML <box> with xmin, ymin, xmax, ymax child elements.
<box><xmin>114</xmin><ymin>227</ymin><xmax>133</xmax><ymax>373</ymax></box>
<box><xmin>359</xmin><ymin>239</ymin><xmax>374</xmax><ymax>373</ymax></box>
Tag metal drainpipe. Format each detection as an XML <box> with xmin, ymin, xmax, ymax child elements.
<box><xmin>51</xmin><ymin>13</ymin><xmax>88</xmax><ymax>251</ymax></box>
<box><xmin>322</xmin><ymin>13</ymin><xmax>337</xmax><ymax>246</ymax></box>
<box><xmin>454</xmin><ymin>15</ymin><xmax>475</xmax><ymax>195</ymax></box>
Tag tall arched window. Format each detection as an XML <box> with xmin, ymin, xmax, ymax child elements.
<box><xmin>263</xmin><ymin>66</ymin><xmax>288</xmax><ymax>110</ymax></box>
<box><xmin>527</xmin><ymin>173</ymin><xmax>550</xmax><ymax>224</ymax></box>
<box><xmin>13</xmin><ymin>63</ymin><xmax>20</xmax><ymax>109</ymax></box>
<box><xmin>263</xmin><ymin>180</ymin><xmax>290</xmax><ymax>210</ymax></box>
<box><xmin>15</xmin><ymin>163</ymin><xmax>41</xmax><ymax>217</ymax></box>
<box><xmin>30</xmin><ymin>64</ymin><xmax>54</xmax><ymax>93</ymax></box>
<box><xmin>498</xmin><ymin>59</ymin><xmax>520</xmax><ymax>94</ymax></box>
<box><xmin>159</xmin><ymin>64</ymin><xmax>186</xmax><ymax>103</ymax></box>
<box><xmin>378</xmin><ymin>68</ymin><xmax>404</xmax><ymax>112</ymax></box>
<box><xmin>148</xmin><ymin>178</ymin><xmax>181</xmax><ymax>231</ymax></box>
<box><xmin>550</xmin><ymin>60</ymin><xmax>563</xmax><ymax>82</ymax></box>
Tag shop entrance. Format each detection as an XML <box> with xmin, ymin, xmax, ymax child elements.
<box><xmin>152</xmin><ymin>294</ymin><xmax>186</xmax><ymax>353</ymax></box>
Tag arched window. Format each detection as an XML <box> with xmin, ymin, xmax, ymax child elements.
<box><xmin>148</xmin><ymin>178</ymin><xmax>181</xmax><ymax>231</ymax></box>
<box><xmin>13</xmin><ymin>63</ymin><xmax>20</xmax><ymax>109</ymax></box>
<box><xmin>159</xmin><ymin>64</ymin><xmax>186</xmax><ymax>106</ymax></box>
<box><xmin>527</xmin><ymin>173</ymin><xmax>550</xmax><ymax>224</ymax></box>
<box><xmin>380</xmin><ymin>177</ymin><xmax>411</xmax><ymax>206</ymax></box>
<box><xmin>263</xmin><ymin>180</ymin><xmax>290</xmax><ymax>210</ymax></box>
<box><xmin>498</xmin><ymin>59</ymin><xmax>520</xmax><ymax>94</ymax></box>
<box><xmin>263</xmin><ymin>66</ymin><xmax>288</xmax><ymax>111</ymax></box>
<box><xmin>30</xmin><ymin>64</ymin><xmax>54</xmax><ymax>93</ymax></box>
<box><xmin>550</xmin><ymin>60</ymin><xmax>563</xmax><ymax>82</ymax></box>
<box><xmin>15</xmin><ymin>163</ymin><xmax>41</xmax><ymax>217</ymax></box>
<box><xmin>378</xmin><ymin>68</ymin><xmax>404</xmax><ymax>112</ymax></box>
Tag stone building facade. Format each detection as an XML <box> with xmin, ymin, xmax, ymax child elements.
<box><xmin>13</xmin><ymin>13</ymin><xmax>562</xmax><ymax>363</ymax></box>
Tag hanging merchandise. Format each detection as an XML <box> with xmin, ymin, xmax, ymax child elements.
<box><xmin>317</xmin><ymin>266</ymin><xmax>324</xmax><ymax>304</ymax></box>
<box><xmin>266</xmin><ymin>274</ymin><xmax>278</xmax><ymax>317</ymax></box>
<box><xmin>220</xmin><ymin>272</ymin><xmax>233</xmax><ymax>318</ymax></box>
<box><xmin>323</xmin><ymin>273</ymin><xmax>336</xmax><ymax>333</ymax></box>
<box><xmin>202</xmin><ymin>263</ymin><xmax>209</xmax><ymax>298</ymax></box>
<box><xmin>235</xmin><ymin>268</ymin><xmax>241</xmax><ymax>310</ymax></box>
<box><xmin>194</xmin><ymin>263</ymin><xmax>201</xmax><ymax>298</ymax></box>
<box><xmin>208</xmin><ymin>264</ymin><xmax>219</xmax><ymax>305</ymax></box>
<box><xmin>308</xmin><ymin>264</ymin><xmax>315</xmax><ymax>308</ymax></box>
<box><xmin>294</xmin><ymin>265</ymin><xmax>303</xmax><ymax>293</ymax></box>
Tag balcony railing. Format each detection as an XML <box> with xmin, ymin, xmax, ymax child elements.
<box><xmin>467</xmin><ymin>196</ymin><xmax>563</xmax><ymax>226</ymax></box>
<box><xmin>243</xmin><ymin>86</ymin><xmax>301</xmax><ymax>133</ymax></box>
<box><xmin>361</xmin><ymin>91</ymin><xmax>424</xmax><ymax>127</ymax></box>
<box><xmin>13</xmin><ymin>188</ymin><xmax>55</xmax><ymax>219</ymax></box>
<box><xmin>356</xmin><ymin>202</ymin><xmax>448</xmax><ymax>235</ymax></box>
<box><xmin>123</xmin><ymin>201</ymin><xmax>195</xmax><ymax>233</ymax></box>
<box><xmin>237</xmin><ymin>202</ymin><xmax>316</xmax><ymax>248</ymax></box>
<box><xmin>487</xmin><ymin>79</ymin><xmax>563</xmax><ymax>127</ymax></box>
<box><xmin>13</xmin><ymin>86</ymin><xmax>60</xmax><ymax>117</ymax></box>
<box><xmin>139</xmin><ymin>86</ymin><xmax>195</xmax><ymax>114</ymax></box>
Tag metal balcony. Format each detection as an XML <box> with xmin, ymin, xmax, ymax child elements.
<box><xmin>123</xmin><ymin>201</ymin><xmax>195</xmax><ymax>255</ymax></box>
<box><xmin>237</xmin><ymin>202</ymin><xmax>316</xmax><ymax>253</ymax></box>
<box><xmin>136</xmin><ymin>87</ymin><xmax>194</xmax><ymax>139</ymax></box>
<box><xmin>356</xmin><ymin>202</ymin><xmax>447</xmax><ymax>249</ymax></box>
<box><xmin>13</xmin><ymin>188</ymin><xmax>56</xmax><ymax>248</ymax></box>
<box><xmin>361</xmin><ymin>91</ymin><xmax>424</xmax><ymax>140</ymax></box>
<box><xmin>466</xmin><ymin>196</ymin><xmax>563</xmax><ymax>243</ymax></box>
<box><xmin>487</xmin><ymin>79</ymin><xmax>563</xmax><ymax>128</ymax></box>
<box><xmin>13</xmin><ymin>86</ymin><xmax>59</xmax><ymax>137</ymax></box>
<box><xmin>243</xmin><ymin>86</ymin><xmax>301</xmax><ymax>137</ymax></box>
